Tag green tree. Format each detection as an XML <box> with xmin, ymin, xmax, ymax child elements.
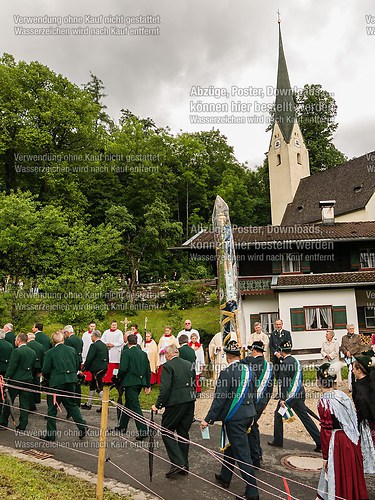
<box><xmin>294</xmin><ymin>84</ymin><xmax>347</xmax><ymax>173</ymax></box>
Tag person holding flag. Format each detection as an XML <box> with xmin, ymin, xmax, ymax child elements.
<box><xmin>201</xmin><ymin>339</ymin><xmax>259</xmax><ymax>500</ymax></box>
<box><xmin>268</xmin><ymin>340</ymin><xmax>321</xmax><ymax>451</ymax></box>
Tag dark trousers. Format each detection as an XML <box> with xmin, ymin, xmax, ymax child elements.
<box><xmin>220</xmin><ymin>418</ymin><xmax>259</xmax><ymax>498</ymax></box>
<box><xmin>29</xmin><ymin>370</ymin><xmax>41</xmax><ymax>409</ymax></box>
<box><xmin>119</xmin><ymin>385</ymin><xmax>147</xmax><ymax>437</ymax></box>
<box><xmin>0</xmin><ymin>383</ymin><xmax>31</xmax><ymax>430</ymax></box>
<box><xmin>161</xmin><ymin>400</ymin><xmax>195</xmax><ymax>468</ymax></box>
<box><xmin>46</xmin><ymin>383</ymin><xmax>86</xmax><ymax>440</ymax></box>
<box><xmin>273</xmin><ymin>397</ymin><xmax>320</xmax><ymax>446</ymax></box>
<box><xmin>248</xmin><ymin>402</ymin><xmax>267</xmax><ymax>463</ymax></box>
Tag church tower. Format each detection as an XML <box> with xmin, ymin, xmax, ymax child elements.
<box><xmin>268</xmin><ymin>21</ymin><xmax>310</xmax><ymax>226</ymax></box>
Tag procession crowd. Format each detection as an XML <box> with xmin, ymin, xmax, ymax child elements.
<box><xmin>0</xmin><ymin>319</ymin><xmax>374</xmax><ymax>500</ymax></box>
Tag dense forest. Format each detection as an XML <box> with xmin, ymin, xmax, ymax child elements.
<box><xmin>0</xmin><ymin>53</ymin><xmax>345</xmax><ymax>328</ymax></box>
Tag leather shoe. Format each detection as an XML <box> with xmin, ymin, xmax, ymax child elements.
<box><xmin>215</xmin><ymin>473</ymin><xmax>230</xmax><ymax>488</ymax></box>
<box><xmin>40</xmin><ymin>435</ymin><xmax>55</xmax><ymax>442</ymax></box>
<box><xmin>253</xmin><ymin>460</ymin><xmax>261</xmax><ymax>468</ymax></box>
<box><xmin>165</xmin><ymin>465</ymin><xmax>187</xmax><ymax>478</ymax></box>
<box><xmin>236</xmin><ymin>496</ymin><xmax>259</xmax><ymax>500</ymax></box>
<box><xmin>79</xmin><ymin>426</ymin><xmax>88</xmax><ymax>439</ymax></box>
<box><xmin>96</xmin><ymin>407</ymin><xmax>102</xmax><ymax>414</ymax></box>
<box><xmin>267</xmin><ymin>441</ymin><xmax>283</xmax><ymax>448</ymax></box>
<box><xmin>135</xmin><ymin>435</ymin><xmax>148</xmax><ymax>441</ymax></box>
<box><xmin>314</xmin><ymin>445</ymin><xmax>322</xmax><ymax>452</ymax></box>
<box><xmin>81</xmin><ymin>403</ymin><xmax>92</xmax><ymax>410</ymax></box>
<box><xmin>113</xmin><ymin>426</ymin><xmax>126</xmax><ymax>434</ymax></box>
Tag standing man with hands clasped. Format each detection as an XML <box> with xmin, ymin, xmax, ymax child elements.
<box><xmin>269</xmin><ymin>319</ymin><xmax>292</xmax><ymax>394</ymax></box>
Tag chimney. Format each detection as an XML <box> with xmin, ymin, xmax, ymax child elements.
<box><xmin>319</xmin><ymin>200</ymin><xmax>336</xmax><ymax>225</ymax></box>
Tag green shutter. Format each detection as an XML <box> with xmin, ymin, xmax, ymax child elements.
<box><xmin>332</xmin><ymin>306</ymin><xmax>347</xmax><ymax>329</ymax></box>
<box><xmin>350</xmin><ymin>251</ymin><xmax>360</xmax><ymax>270</ymax></box>
<box><xmin>301</xmin><ymin>256</ymin><xmax>310</xmax><ymax>274</ymax></box>
<box><xmin>272</xmin><ymin>258</ymin><xmax>282</xmax><ymax>274</ymax></box>
<box><xmin>250</xmin><ymin>314</ymin><xmax>260</xmax><ymax>333</ymax></box>
<box><xmin>357</xmin><ymin>306</ymin><xmax>365</xmax><ymax>329</ymax></box>
<box><xmin>290</xmin><ymin>308</ymin><xmax>305</xmax><ymax>331</ymax></box>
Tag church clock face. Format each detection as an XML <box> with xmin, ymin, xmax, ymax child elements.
<box><xmin>294</xmin><ymin>138</ymin><xmax>301</xmax><ymax>148</ymax></box>
<box><xmin>274</xmin><ymin>139</ymin><xmax>281</xmax><ymax>149</ymax></box>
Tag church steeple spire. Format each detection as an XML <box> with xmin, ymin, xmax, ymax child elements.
<box><xmin>274</xmin><ymin>21</ymin><xmax>296</xmax><ymax>143</ymax></box>
<box><xmin>267</xmin><ymin>18</ymin><xmax>310</xmax><ymax>226</ymax></box>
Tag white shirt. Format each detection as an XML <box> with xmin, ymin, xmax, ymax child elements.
<box><xmin>82</xmin><ymin>331</ymin><xmax>92</xmax><ymax>362</ymax></box>
<box><xmin>101</xmin><ymin>328</ymin><xmax>124</xmax><ymax>363</ymax></box>
<box><xmin>177</xmin><ymin>328</ymin><xmax>200</xmax><ymax>342</ymax></box>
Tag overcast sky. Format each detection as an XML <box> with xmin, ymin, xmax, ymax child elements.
<box><xmin>1</xmin><ymin>0</ymin><xmax>374</xmax><ymax>167</ymax></box>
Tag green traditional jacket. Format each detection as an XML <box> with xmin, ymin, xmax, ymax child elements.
<box><xmin>65</xmin><ymin>335</ymin><xmax>83</xmax><ymax>364</ymax></box>
<box><xmin>5</xmin><ymin>344</ymin><xmax>36</xmax><ymax>382</ymax></box>
<box><xmin>155</xmin><ymin>356</ymin><xmax>196</xmax><ymax>409</ymax></box>
<box><xmin>82</xmin><ymin>340</ymin><xmax>109</xmax><ymax>373</ymax></box>
<box><xmin>118</xmin><ymin>345</ymin><xmax>151</xmax><ymax>388</ymax></box>
<box><xmin>35</xmin><ymin>331</ymin><xmax>51</xmax><ymax>351</ymax></box>
<box><xmin>178</xmin><ymin>344</ymin><xmax>196</xmax><ymax>364</ymax></box>
<box><xmin>4</xmin><ymin>331</ymin><xmax>15</xmax><ymax>348</ymax></box>
<box><xmin>0</xmin><ymin>339</ymin><xmax>13</xmax><ymax>373</ymax></box>
<box><xmin>42</xmin><ymin>343</ymin><xmax>80</xmax><ymax>387</ymax></box>
<box><xmin>27</xmin><ymin>339</ymin><xmax>46</xmax><ymax>371</ymax></box>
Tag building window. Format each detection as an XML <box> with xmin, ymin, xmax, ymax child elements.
<box><xmin>297</xmin><ymin>153</ymin><xmax>301</xmax><ymax>164</ymax></box>
<box><xmin>281</xmin><ymin>253</ymin><xmax>301</xmax><ymax>273</ymax></box>
<box><xmin>277</xmin><ymin>154</ymin><xmax>281</xmax><ymax>165</ymax></box>
<box><xmin>304</xmin><ymin>306</ymin><xmax>333</xmax><ymax>330</ymax></box>
<box><xmin>260</xmin><ymin>313</ymin><xmax>278</xmax><ymax>334</ymax></box>
<box><xmin>365</xmin><ymin>307</ymin><xmax>375</xmax><ymax>327</ymax></box>
<box><xmin>360</xmin><ymin>249</ymin><xmax>375</xmax><ymax>268</ymax></box>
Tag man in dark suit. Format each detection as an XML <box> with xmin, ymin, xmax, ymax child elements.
<box><xmin>0</xmin><ymin>329</ymin><xmax>13</xmax><ymax>411</ymax></box>
<box><xmin>3</xmin><ymin>323</ymin><xmax>15</xmax><ymax>347</ymax></box>
<box><xmin>64</xmin><ymin>325</ymin><xmax>83</xmax><ymax>410</ymax></box>
<box><xmin>27</xmin><ymin>332</ymin><xmax>46</xmax><ymax>410</ymax></box>
<box><xmin>243</xmin><ymin>341</ymin><xmax>273</xmax><ymax>467</ymax></box>
<box><xmin>81</xmin><ymin>330</ymin><xmax>108</xmax><ymax>412</ymax></box>
<box><xmin>32</xmin><ymin>323</ymin><xmax>51</xmax><ymax>351</ymax></box>
<box><xmin>115</xmin><ymin>334</ymin><xmax>151</xmax><ymax>439</ymax></box>
<box><xmin>0</xmin><ymin>332</ymin><xmax>36</xmax><ymax>431</ymax></box>
<box><xmin>42</xmin><ymin>330</ymin><xmax>87</xmax><ymax>441</ymax></box>
<box><xmin>178</xmin><ymin>334</ymin><xmax>196</xmax><ymax>364</ymax></box>
<box><xmin>201</xmin><ymin>340</ymin><xmax>259</xmax><ymax>500</ymax></box>
<box><xmin>269</xmin><ymin>319</ymin><xmax>292</xmax><ymax>387</ymax></box>
<box><xmin>268</xmin><ymin>340</ymin><xmax>321</xmax><ymax>451</ymax></box>
<box><xmin>152</xmin><ymin>344</ymin><xmax>196</xmax><ymax>478</ymax></box>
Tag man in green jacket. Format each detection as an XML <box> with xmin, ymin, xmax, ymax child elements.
<box><xmin>32</xmin><ymin>323</ymin><xmax>51</xmax><ymax>351</ymax></box>
<box><xmin>0</xmin><ymin>329</ymin><xmax>13</xmax><ymax>412</ymax></box>
<box><xmin>27</xmin><ymin>332</ymin><xmax>46</xmax><ymax>410</ymax></box>
<box><xmin>42</xmin><ymin>330</ymin><xmax>87</xmax><ymax>442</ymax></box>
<box><xmin>81</xmin><ymin>330</ymin><xmax>108</xmax><ymax>412</ymax></box>
<box><xmin>115</xmin><ymin>334</ymin><xmax>151</xmax><ymax>439</ymax></box>
<box><xmin>0</xmin><ymin>332</ymin><xmax>36</xmax><ymax>431</ymax></box>
<box><xmin>64</xmin><ymin>325</ymin><xmax>84</xmax><ymax>410</ymax></box>
<box><xmin>3</xmin><ymin>323</ymin><xmax>15</xmax><ymax>348</ymax></box>
<box><xmin>152</xmin><ymin>344</ymin><xmax>196</xmax><ymax>477</ymax></box>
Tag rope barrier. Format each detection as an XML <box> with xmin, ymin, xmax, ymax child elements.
<box><xmin>1</xmin><ymin>378</ymin><xmax>348</xmax><ymax>500</ymax></box>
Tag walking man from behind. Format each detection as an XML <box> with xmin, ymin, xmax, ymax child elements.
<box><xmin>152</xmin><ymin>345</ymin><xmax>196</xmax><ymax>478</ymax></box>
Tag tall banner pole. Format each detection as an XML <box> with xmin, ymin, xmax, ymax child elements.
<box><xmin>212</xmin><ymin>196</ymin><xmax>245</xmax><ymax>352</ymax></box>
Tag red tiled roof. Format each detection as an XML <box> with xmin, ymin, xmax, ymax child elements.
<box><xmin>182</xmin><ymin>221</ymin><xmax>375</xmax><ymax>249</ymax></box>
<box><xmin>276</xmin><ymin>271</ymin><xmax>375</xmax><ymax>287</ymax></box>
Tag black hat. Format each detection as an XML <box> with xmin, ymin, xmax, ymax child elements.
<box><xmin>223</xmin><ymin>340</ymin><xmax>241</xmax><ymax>356</ymax></box>
<box><xmin>249</xmin><ymin>340</ymin><xmax>265</xmax><ymax>352</ymax></box>
<box><xmin>279</xmin><ymin>340</ymin><xmax>292</xmax><ymax>352</ymax></box>
<box><xmin>316</xmin><ymin>362</ymin><xmax>337</xmax><ymax>380</ymax></box>
<box><xmin>355</xmin><ymin>355</ymin><xmax>373</xmax><ymax>373</ymax></box>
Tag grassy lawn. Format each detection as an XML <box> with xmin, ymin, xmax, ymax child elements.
<box><xmin>42</xmin><ymin>304</ymin><xmax>220</xmax><ymax>344</ymax></box>
<box><xmin>0</xmin><ymin>453</ymin><xmax>130</xmax><ymax>500</ymax></box>
<box><xmin>80</xmin><ymin>384</ymin><xmax>160</xmax><ymax>411</ymax></box>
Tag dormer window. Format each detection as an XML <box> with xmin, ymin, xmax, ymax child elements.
<box><xmin>360</xmin><ymin>249</ymin><xmax>375</xmax><ymax>268</ymax></box>
<box><xmin>282</xmin><ymin>253</ymin><xmax>301</xmax><ymax>273</ymax></box>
